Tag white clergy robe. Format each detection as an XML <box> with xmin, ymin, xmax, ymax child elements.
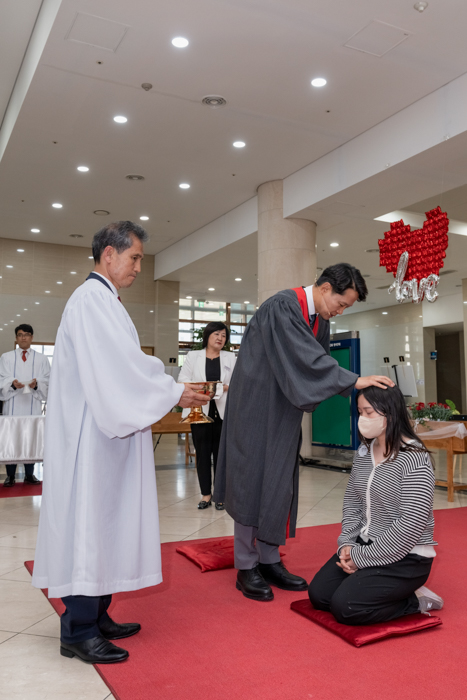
<box><xmin>32</xmin><ymin>275</ymin><xmax>183</xmax><ymax>598</ymax></box>
<box><xmin>0</xmin><ymin>348</ymin><xmax>50</xmax><ymax>415</ymax></box>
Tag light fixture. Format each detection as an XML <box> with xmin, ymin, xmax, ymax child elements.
<box><xmin>31</xmin><ymin>228</ymin><xmax>40</xmax><ymax>233</ymax></box>
<box><xmin>179</xmin><ymin>183</ymin><xmax>190</xmax><ymax>189</ymax></box>
<box><xmin>311</xmin><ymin>78</ymin><xmax>327</xmax><ymax>87</ymax></box>
<box><xmin>16</xmin><ymin>314</ymin><xmax>20</xmax><ymax>317</ymax></box>
<box><xmin>244</xmin><ymin>301</ymin><xmax>250</xmax><ymax>304</ymax></box>
<box><xmin>202</xmin><ymin>95</ymin><xmax>226</xmax><ymax>108</ymax></box>
<box><xmin>77</xmin><ymin>166</ymin><xmax>89</xmax><ymax>172</ymax></box>
<box><xmin>330</xmin><ymin>242</ymin><xmax>339</xmax><ymax>247</ymax></box>
<box><xmin>52</xmin><ymin>203</ymin><xmax>63</xmax><ymax>208</ymax></box>
<box><xmin>57</xmin><ymin>281</ymin><xmax>63</xmax><ymax>285</ymax></box>
<box><xmin>113</xmin><ymin>116</ymin><xmax>127</xmax><ymax>123</ymax></box>
<box><xmin>331</xmin><ymin>321</ymin><xmax>336</xmax><ymax>324</ymax></box>
<box><xmin>235</xmin><ymin>278</ymin><xmax>242</xmax><ymax>281</ymax></box>
<box><xmin>149</xmin><ymin>310</ymin><xmax>154</xmax><ymax>313</ymax></box>
<box><xmin>24</xmin><ymin>308</ymin><xmax>28</xmax><ymax>311</ymax></box>
<box><xmin>70</xmin><ymin>271</ymin><xmax>77</xmax><ymax>275</ymax></box>
<box><xmin>45</xmin><ymin>291</ymin><xmax>51</xmax><ymax>293</ymax></box>
<box><xmin>17</xmin><ymin>249</ymin><xmax>24</xmax><ymax>252</ymax></box>
<box><xmin>382</xmin><ymin>312</ymin><xmax>388</xmax><ymax>315</ymax></box>
<box><xmin>186</xmin><ymin>296</ymin><xmax>192</xmax><ymax>299</ymax></box>
<box><xmin>70</xmin><ymin>234</ymin><xmax>83</xmax><ymax>239</ymax></box>
<box><xmin>208</xmin><ymin>287</ymin><xmax>215</xmax><ymax>291</ymax></box>
<box><xmin>93</xmin><ymin>210</ymin><xmax>110</xmax><ymax>215</ymax></box>
<box><xmin>233</xmin><ymin>141</ymin><xmax>246</xmax><ymax>148</ymax></box>
<box><xmin>89</xmin><ymin>256</ymin><xmax>94</xmax><ymax>259</ymax></box>
<box><xmin>172</xmin><ymin>37</ymin><xmax>189</xmax><ymax>48</ymax></box>
<box><xmin>126</xmin><ymin>174</ymin><xmax>144</xmax><ymax>181</ymax></box>
<box><xmin>414</xmin><ymin>1</ymin><xmax>428</xmax><ymax>11</ymax></box>
<box><xmin>35</xmin><ymin>302</ymin><xmax>40</xmax><ymax>305</ymax></box>
<box><xmin>140</xmin><ymin>216</ymin><xmax>149</xmax><ymax>221</ymax></box>
<box><xmin>6</xmin><ymin>265</ymin><xmax>12</xmax><ymax>269</ymax></box>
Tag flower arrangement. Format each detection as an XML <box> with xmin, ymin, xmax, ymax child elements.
<box><xmin>409</xmin><ymin>401</ymin><xmax>453</xmax><ymax>424</ymax></box>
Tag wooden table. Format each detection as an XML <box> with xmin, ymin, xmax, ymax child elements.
<box><xmin>418</xmin><ymin>423</ymin><xmax>467</xmax><ymax>502</ymax></box>
<box><xmin>151</xmin><ymin>412</ymin><xmax>195</xmax><ymax>466</ymax></box>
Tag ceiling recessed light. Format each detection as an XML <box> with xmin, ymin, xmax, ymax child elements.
<box><xmin>330</xmin><ymin>242</ymin><xmax>339</xmax><ymax>247</ymax></box>
<box><xmin>382</xmin><ymin>312</ymin><xmax>388</xmax><ymax>315</ymax></box>
<box><xmin>202</xmin><ymin>95</ymin><xmax>226</xmax><ymax>108</ymax></box>
<box><xmin>140</xmin><ymin>216</ymin><xmax>149</xmax><ymax>221</ymax></box>
<box><xmin>113</xmin><ymin>116</ymin><xmax>127</xmax><ymax>123</ymax></box>
<box><xmin>186</xmin><ymin>296</ymin><xmax>192</xmax><ymax>299</ymax></box>
<box><xmin>89</xmin><ymin>256</ymin><xmax>94</xmax><ymax>259</ymax></box>
<box><xmin>233</xmin><ymin>141</ymin><xmax>246</xmax><ymax>148</ymax></box>
<box><xmin>331</xmin><ymin>321</ymin><xmax>336</xmax><ymax>324</ymax></box>
<box><xmin>311</xmin><ymin>78</ymin><xmax>327</xmax><ymax>87</ymax></box>
<box><xmin>149</xmin><ymin>310</ymin><xmax>154</xmax><ymax>313</ymax></box>
<box><xmin>6</xmin><ymin>265</ymin><xmax>13</xmax><ymax>268</ymax></box>
<box><xmin>31</xmin><ymin>228</ymin><xmax>40</xmax><ymax>233</ymax></box>
<box><xmin>45</xmin><ymin>291</ymin><xmax>51</xmax><ymax>294</ymax></box>
<box><xmin>172</xmin><ymin>37</ymin><xmax>189</xmax><ymax>48</ymax></box>
<box><xmin>414</xmin><ymin>1</ymin><xmax>428</xmax><ymax>11</ymax></box>
<box><xmin>35</xmin><ymin>302</ymin><xmax>40</xmax><ymax>304</ymax></box>
<box><xmin>125</xmin><ymin>174</ymin><xmax>144</xmax><ymax>181</ymax></box>
<box><xmin>57</xmin><ymin>281</ymin><xmax>63</xmax><ymax>285</ymax></box>
<box><xmin>52</xmin><ymin>203</ymin><xmax>63</xmax><ymax>209</ymax></box>
<box><xmin>24</xmin><ymin>308</ymin><xmax>27</xmax><ymax>311</ymax></box>
<box><xmin>93</xmin><ymin>210</ymin><xmax>110</xmax><ymax>215</ymax></box>
<box><xmin>70</xmin><ymin>271</ymin><xmax>77</xmax><ymax>274</ymax></box>
<box><xmin>235</xmin><ymin>278</ymin><xmax>242</xmax><ymax>281</ymax></box>
<box><xmin>77</xmin><ymin>166</ymin><xmax>89</xmax><ymax>172</ymax></box>
<box><xmin>244</xmin><ymin>301</ymin><xmax>250</xmax><ymax>304</ymax></box>
<box><xmin>179</xmin><ymin>183</ymin><xmax>190</xmax><ymax>189</ymax></box>
<box><xmin>16</xmin><ymin>314</ymin><xmax>20</xmax><ymax>317</ymax></box>
<box><xmin>208</xmin><ymin>287</ymin><xmax>215</xmax><ymax>291</ymax></box>
<box><xmin>17</xmin><ymin>249</ymin><xmax>24</xmax><ymax>252</ymax></box>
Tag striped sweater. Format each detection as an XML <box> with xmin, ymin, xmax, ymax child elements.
<box><xmin>337</xmin><ymin>441</ymin><xmax>437</xmax><ymax>568</ymax></box>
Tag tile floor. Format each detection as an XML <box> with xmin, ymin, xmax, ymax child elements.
<box><xmin>0</xmin><ymin>436</ymin><xmax>466</xmax><ymax>699</ymax></box>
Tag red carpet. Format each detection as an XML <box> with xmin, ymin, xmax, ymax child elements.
<box><xmin>25</xmin><ymin>508</ymin><xmax>465</xmax><ymax>700</ymax></box>
<box><xmin>0</xmin><ymin>482</ymin><xmax>42</xmax><ymax>498</ymax></box>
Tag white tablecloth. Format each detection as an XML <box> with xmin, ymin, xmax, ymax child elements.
<box><xmin>414</xmin><ymin>420</ymin><xmax>467</xmax><ymax>440</ymax></box>
<box><xmin>0</xmin><ymin>416</ymin><xmax>45</xmax><ymax>462</ymax></box>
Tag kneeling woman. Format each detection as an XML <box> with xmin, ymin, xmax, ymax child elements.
<box><xmin>309</xmin><ymin>385</ymin><xmax>443</xmax><ymax>625</ymax></box>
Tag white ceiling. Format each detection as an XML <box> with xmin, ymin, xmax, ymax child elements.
<box><xmin>2</xmin><ymin>0</ymin><xmax>467</xmax><ymax>309</ymax></box>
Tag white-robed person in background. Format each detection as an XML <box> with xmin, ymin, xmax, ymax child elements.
<box><xmin>178</xmin><ymin>323</ymin><xmax>236</xmax><ymax>510</ymax></box>
<box><xmin>33</xmin><ymin>221</ymin><xmax>209</xmax><ymax>665</ymax></box>
<box><xmin>0</xmin><ymin>323</ymin><xmax>50</xmax><ymax>486</ymax></box>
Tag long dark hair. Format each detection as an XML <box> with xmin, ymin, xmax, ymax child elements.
<box><xmin>202</xmin><ymin>322</ymin><xmax>229</xmax><ymax>349</ymax></box>
<box><xmin>357</xmin><ymin>385</ymin><xmax>430</xmax><ymax>461</ymax></box>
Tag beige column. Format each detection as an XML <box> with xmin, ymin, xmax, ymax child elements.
<box><xmin>258</xmin><ymin>180</ymin><xmax>317</xmax><ymax>457</ymax></box>
<box><xmin>154</xmin><ymin>280</ymin><xmax>180</xmax><ymax>365</ymax></box>
<box><xmin>257</xmin><ymin>180</ymin><xmax>317</xmax><ymax>305</ymax></box>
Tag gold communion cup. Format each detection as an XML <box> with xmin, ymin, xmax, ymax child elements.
<box><xmin>180</xmin><ymin>381</ymin><xmax>221</xmax><ymax>424</ymax></box>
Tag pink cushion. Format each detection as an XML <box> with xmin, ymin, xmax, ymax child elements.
<box><xmin>290</xmin><ymin>599</ymin><xmax>442</xmax><ymax>647</ymax></box>
<box><xmin>176</xmin><ymin>538</ymin><xmax>284</xmax><ymax>573</ymax></box>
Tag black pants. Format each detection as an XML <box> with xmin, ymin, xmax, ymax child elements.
<box><xmin>191</xmin><ymin>413</ymin><xmax>223</xmax><ymax>496</ymax></box>
<box><xmin>6</xmin><ymin>463</ymin><xmax>34</xmax><ymax>478</ymax></box>
<box><xmin>61</xmin><ymin>595</ymin><xmax>112</xmax><ymax>643</ymax></box>
<box><xmin>308</xmin><ymin>540</ymin><xmax>432</xmax><ymax>626</ymax></box>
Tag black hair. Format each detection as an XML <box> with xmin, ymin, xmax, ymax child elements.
<box><xmin>202</xmin><ymin>322</ymin><xmax>230</xmax><ymax>349</ymax></box>
<box><xmin>357</xmin><ymin>385</ymin><xmax>431</xmax><ymax>461</ymax></box>
<box><xmin>92</xmin><ymin>221</ymin><xmax>148</xmax><ymax>263</ymax></box>
<box><xmin>15</xmin><ymin>324</ymin><xmax>33</xmax><ymax>336</ymax></box>
<box><xmin>317</xmin><ymin>263</ymin><xmax>368</xmax><ymax>302</ymax></box>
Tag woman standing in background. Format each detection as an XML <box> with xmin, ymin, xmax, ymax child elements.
<box><xmin>179</xmin><ymin>322</ymin><xmax>236</xmax><ymax>510</ymax></box>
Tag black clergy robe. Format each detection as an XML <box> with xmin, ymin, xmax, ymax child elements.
<box><xmin>213</xmin><ymin>288</ymin><xmax>358</xmax><ymax>546</ymax></box>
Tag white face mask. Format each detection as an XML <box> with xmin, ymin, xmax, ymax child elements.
<box><xmin>358</xmin><ymin>414</ymin><xmax>386</xmax><ymax>440</ymax></box>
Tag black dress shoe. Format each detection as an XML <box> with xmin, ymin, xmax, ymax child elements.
<box><xmin>24</xmin><ymin>475</ymin><xmax>41</xmax><ymax>485</ymax></box>
<box><xmin>99</xmin><ymin>618</ymin><xmax>141</xmax><ymax>640</ymax></box>
<box><xmin>215</xmin><ymin>502</ymin><xmax>225</xmax><ymax>510</ymax></box>
<box><xmin>257</xmin><ymin>560</ymin><xmax>308</xmax><ymax>591</ymax></box>
<box><xmin>60</xmin><ymin>635</ymin><xmax>129</xmax><ymax>664</ymax></box>
<box><xmin>236</xmin><ymin>566</ymin><xmax>274</xmax><ymax>601</ymax></box>
<box><xmin>198</xmin><ymin>499</ymin><xmax>212</xmax><ymax>509</ymax></box>
<box><xmin>3</xmin><ymin>476</ymin><xmax>15</xmax><ymax>487</ymax></box>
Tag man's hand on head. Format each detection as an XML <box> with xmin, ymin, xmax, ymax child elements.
<box><xmin>355</xmin><ymin>375</ymin><xmax>395</xmax><ymax>391</ymax></box>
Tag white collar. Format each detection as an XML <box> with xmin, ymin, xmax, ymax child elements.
<box><xmin>17</xmin><ymin>347</ymin><xmax>31</xmax><ymax>356</ymax></box>
<box><xmin>93</xmin><ymin>272</ymin><xmax>119</xmax><ymax>297</ymax></box>
<box><xmin>303</xmin><ymin>285</ymin><xmax>316</xmax><ymax>318</ymax></box>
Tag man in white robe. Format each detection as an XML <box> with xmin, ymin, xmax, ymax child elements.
<box><xmin>33</xmin><ymin>221</ymin><xmax>208</xmax><ymax>664</ymax></box>
<box><xmin>0</xmin><ymin>324</ymin><xmax>50</xmax><ymax>486</ymax></box>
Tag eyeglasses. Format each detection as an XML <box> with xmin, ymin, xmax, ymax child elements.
<box><xmin>16</xmin><ymin>333</ymin><xmax>32</xmax><ymax>338</ymax></box>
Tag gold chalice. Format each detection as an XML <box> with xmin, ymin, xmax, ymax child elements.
<box><xmin>180</xmin><ymin>381</ymin><xmax>221</xmax><ymax>424</ymax></box>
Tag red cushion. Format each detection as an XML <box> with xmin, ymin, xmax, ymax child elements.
<box><xmin>176</xmin><ymin>537</ymin><xmax>284</xmax><ymax>573</ymax></box>
<box><xmin>290</xmin><ymin>599</ymin><xmax>442</xmax><ymax>647</ymax></box>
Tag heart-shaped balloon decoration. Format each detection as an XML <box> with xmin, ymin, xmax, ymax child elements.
<box><xmin>378</xmin><ymin>206</ymin><xmax>449</xmax><ymax>282</ymax></box>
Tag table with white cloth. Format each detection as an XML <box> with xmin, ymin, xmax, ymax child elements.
<box><xmin>414</xmin><ymin>420</ymin><xmax>467</xmax><ymax>502</ymax></box>
<box><xmin>0</xmin><ymin>416</ymin><xmax>45</xmax><ymax>463</ymax></box>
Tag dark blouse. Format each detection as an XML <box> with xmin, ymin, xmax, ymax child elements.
<box><xmin>206</xmin><ymin>357</ymin><xmax>221</xmax><ymax>420</ymax></box>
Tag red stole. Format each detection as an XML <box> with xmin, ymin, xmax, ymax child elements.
<box><xmin>292</xmin><ymin>286</ymin><xmax>319</xmax><ymax>337</ymax></box>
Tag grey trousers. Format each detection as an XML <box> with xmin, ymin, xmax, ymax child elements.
<box><xmin>234</xmin><ymin>521</ymin><xmax>281</xmax><ymax>570</ymax></box>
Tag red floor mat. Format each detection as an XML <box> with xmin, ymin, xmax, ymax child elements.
<box><xmin>25</xmin><ymin>508</ymin><xmax>462</xmax><ymax>700</ymax></box>
<box><xmin>1</xmin><ymin>482</ymin><xmax>42</xmax><ymax>498</ymax></box>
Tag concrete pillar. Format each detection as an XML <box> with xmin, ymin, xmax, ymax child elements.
<box><xmin>423</xmin><ymin>327</ymin><xmax>437</xmax><ymax>404</ymax></box>
<box><xmin>154</xmin><ymin>280</ymin><xmax>179</xmax><ymax>365</ymax></box>
<box><xmin>257</xmin><ymin>180</ymin><xmax>317</xmax><ymax>457</ymax></box>
<box><xmin>257</xmin><ymin>180</ymin><xmax>317</xmax><ymax>305</ymax></box>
